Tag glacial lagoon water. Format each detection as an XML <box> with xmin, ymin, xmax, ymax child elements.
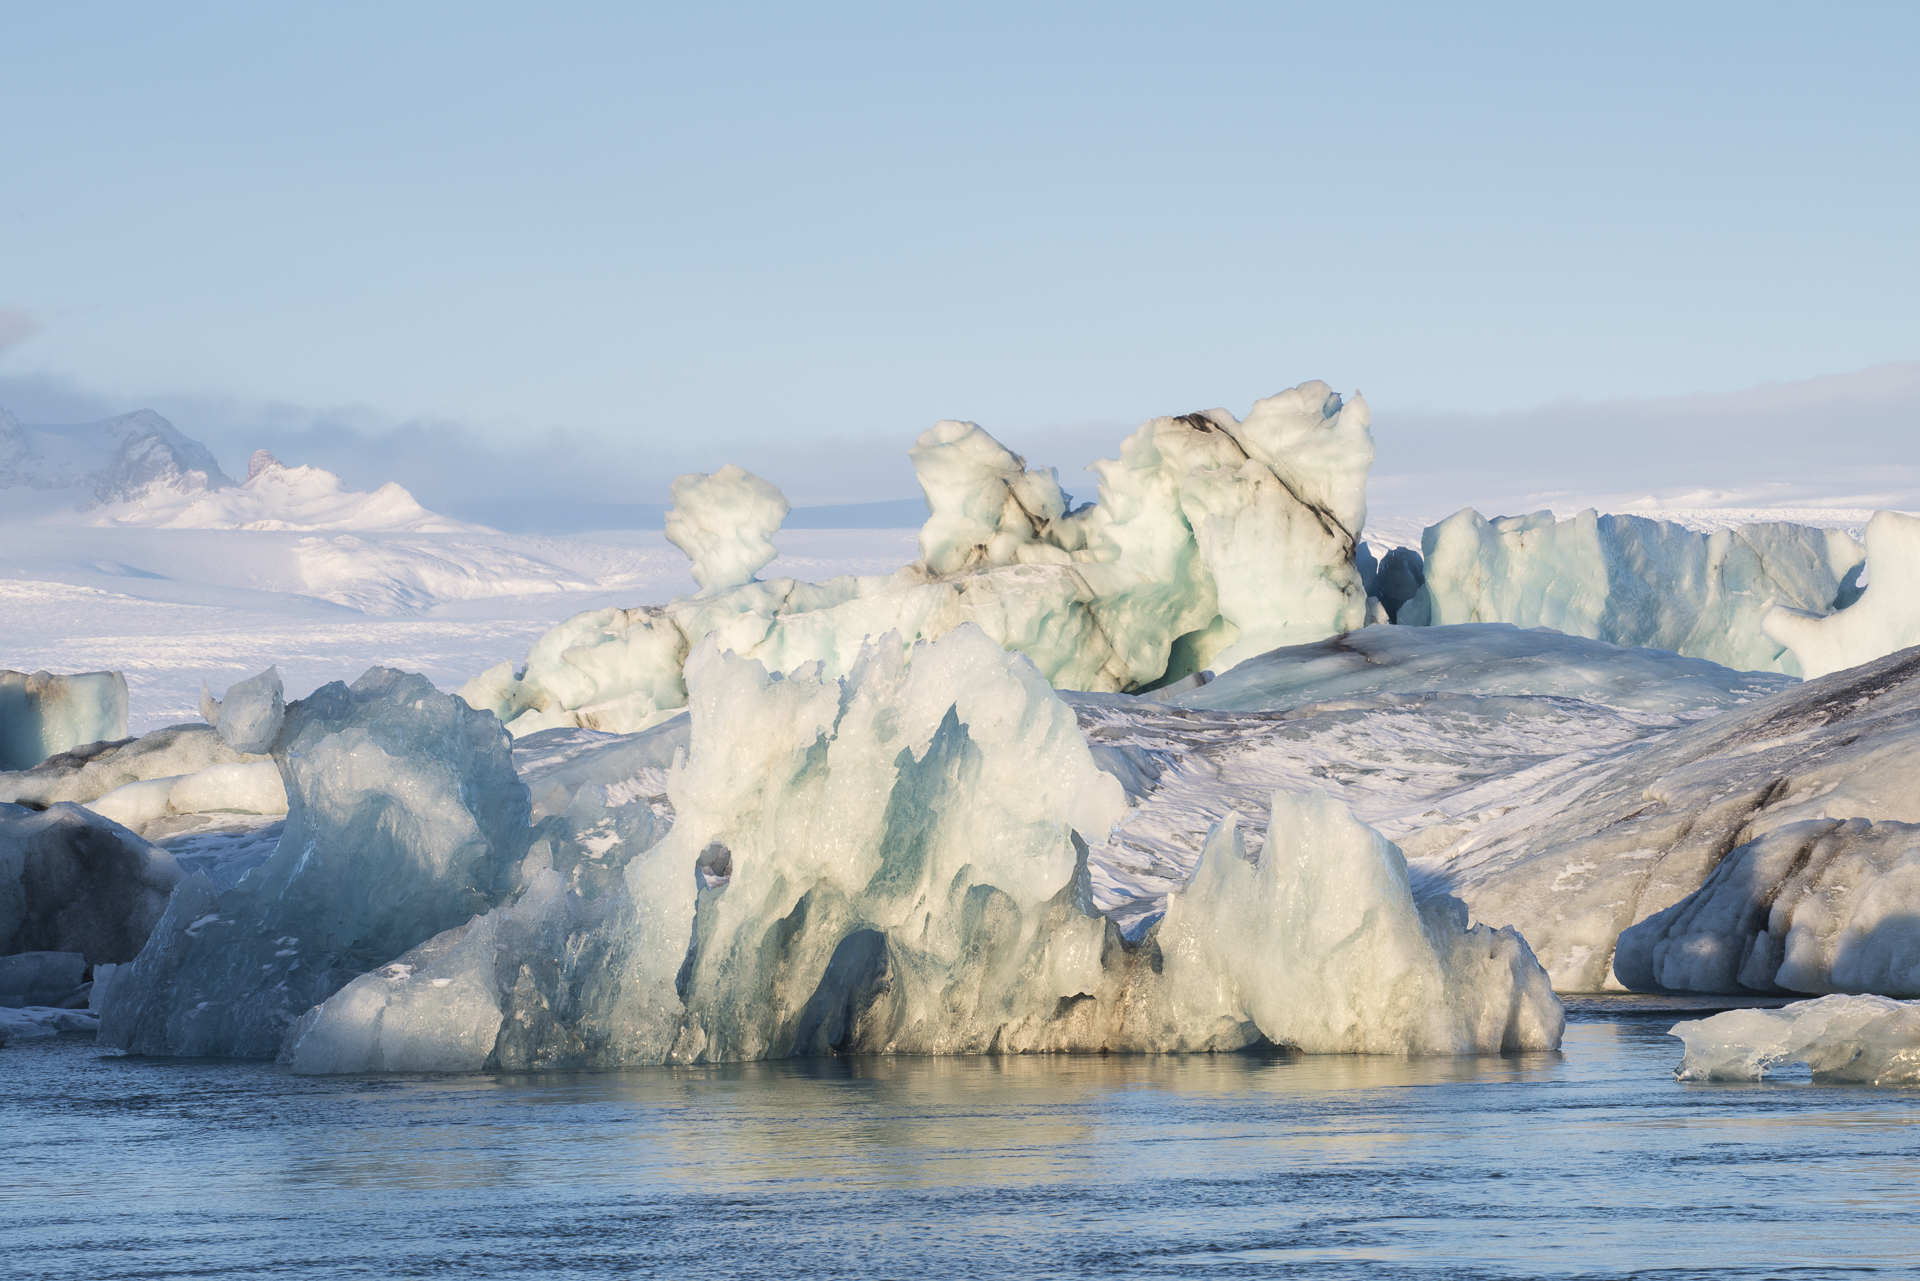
<box><xmin>6</xmin><ymin>1001</ymin><xmax>1919</xmax><ymax>1280</ymax></box>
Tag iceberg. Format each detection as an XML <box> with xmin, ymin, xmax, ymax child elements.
<box><xmin>1764</xmin><ymin>510</ymin><xmax>1920</xmax><ymax>679</ymax></box>
<box><xmin>1400</xmin><ymin>508</ymin><xmax>1863</xmax><ymax>674</ymax></box>
<box><xmin>461</xmin><ymin>381</ymin><xmax>1374</xmax><ymax>737</ymax></box>
<box><xmin>1177</xmin><ymin>621</ymin><xmax>1793</xmax><ymax>716</ymax></box>
<box><xmin>664</xmin><ymin>463</ymin><xmax>791</xmax><ymax>594</ymax></box>
<box><xmin>1063</xmin><ymin>623</ymin><xmax>1793</xmax><ymax>943</ymax></box>
<box><xmin>1617</xmin><ymin>818</ymin><xmax>1920</xmax><ymax>996</ymax></box>
<box><xmin>0</xmin><ymin>723</ymin><xmax>270</xmax><ymax>808</ymax></box>
<box><xmin>1412</xmin><ymin>645</ymin><xmax>1920</xmax><ymax>991</ymax></box>
<box><xmin>200</xmin><ymin>666</ymin><xmax>287</xmax><ymax>754</ymax></box>
<box><xmin>1671</xmin><ymin>994</ymin><xmax>1920</xmax><ymax>1083</ymax></box>
<box><xmin>0</xmin><ymin>950</ymin><xmax>90</xmax><ymax>1007</ymax></box>
<box><xmin>0</xmin><ymin>802</ymin><xmax>183</xmax><ymax>964</ymax></box>
<box><xmin>0</xmin><ymin>1005</ymin><xmax>100</xmax><ymax>1041</ymax></box>
<box><xmin>282</xmin><ymin>626</ymin><xmax>1560</xmax><ymax>1073</ymax></box>
<box><xmin>97</xmin><ymin>668</ymin><xmax>532</xmax><ymax>1057</ymax></box>
<box><xmin>0</xmin><ymin>669</ymin><xmax>129</xmax><ymax>771</ymax></box>
<box><xmin>84</xmin><ymin>763</ymin><xmax>288</xmax><ymax>835</ymax></box>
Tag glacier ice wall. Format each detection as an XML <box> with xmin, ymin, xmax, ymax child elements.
<box><xmin>1672</xmin><ymin>994</ymin><xmax>1920</xmax><ymax>1083</ymax></box>
<box><xmin>1764</xmin><ymin>510</ymin><xmax>1920</xmax><ymax>679</ymax></box>
<box><xmin>461</xmin><ymin>382</ymin><xmax>1374</xmax><ymax>737</ymax></box>
<box><xmin>1400</xmin><ymin>508</ymin><xmax>1862</xmax><ymax>674</ymax></box>
<box><xmin>0</xmin><ymin>669</ymin><xmax>129</xmax><ymax>771</ymax></box>
<box><xmin>284</xmin><ymin>626</ymin><xmax>1559</xmax><ymax>1073</ymax></box>
<box><xmin>98</xmin><ymin>668</ymin><xmax>532</xmax><ymax>1057</ymax></box>
<box><xmin>1617</xmin><ymin>818</ymin><xmax>1920</xmax><ymax>996</ymax></box>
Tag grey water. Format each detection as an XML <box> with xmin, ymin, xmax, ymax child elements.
<box><xmin>5</xmin><ymin>1003</ymin><xmax>1919</xmax><ymax>1280</ymax></box>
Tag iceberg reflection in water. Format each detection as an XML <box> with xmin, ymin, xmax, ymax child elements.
<box><xmin>8</xmin><ymin>1006</ymin><xmax>1920</xmax><ymax>1279</ymax></box>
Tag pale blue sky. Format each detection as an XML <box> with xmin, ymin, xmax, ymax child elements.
<box><xmin>3</xmin><ymin>2</ymin><xmax>1916</xmax><ymax>521</ymax></box>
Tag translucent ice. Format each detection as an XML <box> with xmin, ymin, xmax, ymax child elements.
<box><xmin>1401</xmin><ymin>509</ymin><xmax>1863</xmax><ymax>674</ymax></box>
<box><xmin>664</xmin><ymin>464</ymin><xmax>792</xmax><ymax>595</ymax></box>
<box><xmin>0</xmin><ymin>669</ymin><xmax>129</xmax><ymax>771</ymax></box>
<box><xmin>1671</xmin><ymin>994</ymin><xmax>1920</xmax><ymax>1083</ymax></box>
<box><xmin>1764</xmin><ymin>510</ymin><xmax>1920</xmax><ymax>679</ymax></box>
<box><xmin>199</xmin><ymin>666</ymin><xmax>285</xmax><ymax>753</ymax></box>
<box><xmin>98</xmin><ymin>668</ymin><xmax>532</xmax><ymax>1057</ymax></box>
<box><xmin>1145</xmin><ymin>795</ymin><xmax>1562</xmax><ymax>1054</ymax></box>
<box><xmin>1618</xmin><ymin>818</ymin><xmax>1920</xmax><ymax>996</ymax></box>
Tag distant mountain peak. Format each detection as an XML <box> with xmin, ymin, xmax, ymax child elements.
<box><xmin>0</xmin><ymin>405</ymin><xmax>236</xmax><ymax>505</ymax></box>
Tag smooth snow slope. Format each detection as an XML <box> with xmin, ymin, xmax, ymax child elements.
<box><xmin>0</xmin><ymin>522</ymin><xmax>917</xmax><ymax>733</ymax></box>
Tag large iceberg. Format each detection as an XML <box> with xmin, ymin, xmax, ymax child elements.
<box><xmin>1060</xmin><ymin>623</ymin><xmax>1793</xmax><ymax>942</ymax></box>
<box><xmin>461</xmin><ymin>382</ymin><xmax>1374</xmax><ymax>737</ymax></box>
<box><xmin>280</xmin><ymin>626</ymin><xmax>1560</xmax><ymax>1072</ymax></box>
<box><xmin>1617</xmin><ymin>818</ymin><xmax>1920</xmax><ymax>996</ymax></box>
<box><xmin>1400</xmin><ymin>508</ymin><xmax>1863</xmax><ymax>674</ymax></box>
<box><xmin>1764</xmin><ymin>510</ymin><xmax>1920</xmax><ymax>679</ymax></box>
<box><xmin>97</xmin><ymin>669</ymin><xmax>532</xmax><ymax>1057</ymax></box>
<box><xmin>0</xmin><ymin>669</ymin><xmax>129</xmax><ymax>771</ymax></box>
<box><xmin>1671</xmin><ymin>994</ymin><xmax>1920</xmax><ymax>1083</ymax></box>
<box><xmin>1411</xmin><ymin>645</ymin><xmax>1920</xmax><ymax>991</ymax></box>
<box><xmin>1</xmin><ymin>802</ymin><xmax>182</xmax><ymax>964</ymax></box>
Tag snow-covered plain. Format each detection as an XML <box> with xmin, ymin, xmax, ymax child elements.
<box><xmin>0</xmin><ymin>519</ymin><xmax>915</xmax><ymax>732</ymax></box>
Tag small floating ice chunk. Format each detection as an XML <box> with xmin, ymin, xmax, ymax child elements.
<box><xmin>1671</xmin><ymin>994</ymin><xmax>1920</xmax><ymax>1083</ymax></box>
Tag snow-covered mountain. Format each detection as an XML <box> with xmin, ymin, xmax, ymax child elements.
<box><xmin>104</xmin><ymin>449</ymin><xmax>479</xmax><ymax>532</ymax></box>
<box><xmin>1</xmin><ymin>406</ymin><xmax>468</xmax><ymax>532</ymax></box>
<box><xmin>0</xmin><ymin>406</ymin><xmax>232</xmax><ymax>505</ymax></box>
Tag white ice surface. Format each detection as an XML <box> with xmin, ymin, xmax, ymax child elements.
<box><xmin>1765</xmin><ymin>510</ymin><xmax>1920</xmax><ymax>679</ymax></box>
<box><xmin>664</xmin><ymin>464</ymin><xmax>791</xmax><ymax>594</ymax></box>
<box><xmin>1672</xmin><ymin>994</ymin><xmax>1920</xmax><ymax>1083</ymax></box>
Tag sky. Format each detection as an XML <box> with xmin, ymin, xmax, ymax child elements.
<box><xmin>2</xmin><ymin>2</ymin><xmax>1917</xmax><ymax>526</ymax></box>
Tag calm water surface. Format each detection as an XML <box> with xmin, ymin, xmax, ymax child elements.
<box><xmin>5</xmin><ymin>1005</ymin><xmax>1918</xmax><ymax>1280</ymax></box>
